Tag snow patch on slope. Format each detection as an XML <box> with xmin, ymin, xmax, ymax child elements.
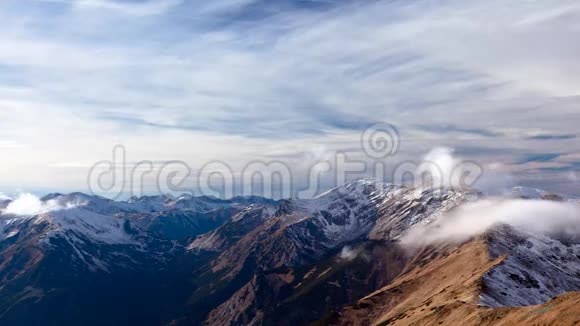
<box><xmin>482</xmin><ymin>226</ymin><xmax>580</xmax><ymax>307</ymax></box>
<box><xmin>37</xmin><ymin>208</ymin><xmax>140</xmax><ymax>246</ymax></box>
<box><xmin>286</xmin><ymin>179</ymin><xmax>396</xmax><ymax>246</ymax></box>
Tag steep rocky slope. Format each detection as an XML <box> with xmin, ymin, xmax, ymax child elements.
<box><xmin>0</xmin><ymin>193</ymin><xmax>274</xmax><ymax>325</ymax></box>
<box><xmin>324</xmin><ymin>227</ymin><xmax>580</xmax><ymax>326</ymax></box>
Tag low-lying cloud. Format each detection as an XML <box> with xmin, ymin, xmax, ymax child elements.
<box><xmin>401</xmin><ymin>199</ymin><xmax>580</xmax><ymax>247</ymax></box>
<box><xmin>338</xmin><ymin>246</ymin><xmax>358</xmax><ymax>261</ymax></box>
<box><xmin>2</xmin><ymin>193</ymin><xmax>74</xmax><ymax>216</ymax></box>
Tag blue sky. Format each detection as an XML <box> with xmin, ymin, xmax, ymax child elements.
<box><xmin>0</xmin><ymin>0</ymin><xmax>579</xmax><ymax>196</ymax></box>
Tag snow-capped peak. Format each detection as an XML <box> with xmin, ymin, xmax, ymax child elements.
<box><xmin>37</xmin><ymin>208</ymin><xmax>140</xmax><ymax>246</ymax></box>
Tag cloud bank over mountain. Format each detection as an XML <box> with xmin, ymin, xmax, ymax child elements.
<box><xmin>401</xmin><ymin>199</ymin><xmax>580</xmax><ymax>247</ymax></box>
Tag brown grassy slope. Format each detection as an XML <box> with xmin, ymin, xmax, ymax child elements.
<box><xmin>325</xmin><ymin>240</ymin><xmax>580</xmax><ymax>326</ymax></box>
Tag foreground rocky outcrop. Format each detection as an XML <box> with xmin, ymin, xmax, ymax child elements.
<box><xmin>324</xmin><ymin>231</ymin><xmax>580</xmax><ymax>326</ymax></box>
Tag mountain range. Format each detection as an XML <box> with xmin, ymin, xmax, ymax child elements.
<box><xmin>0</xmin><ymin>180</ymin><xmax>579</xmax><ymax>325</ymax></box>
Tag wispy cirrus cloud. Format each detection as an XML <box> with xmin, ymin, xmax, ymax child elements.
<box><xmin>0</xmin><ymin>0</ymin><xmax>578</xmax><ymax>195</ymax></box>
<box><xmin>28</xmin><ymin>0</ymin><xmax>181</xmax><ymax>16</ymax></box>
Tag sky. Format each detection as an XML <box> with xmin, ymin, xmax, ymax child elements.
<box><xmin>0</xmin><ymin>0</ymin><xmax>579</xmax><ymax>198</ymax></box>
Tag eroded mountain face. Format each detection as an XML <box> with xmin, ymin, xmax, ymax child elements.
<box><xmin>324</xmin><ymin>238</ymin><xmax>580</xmax><ymax>326</ymax></box>
<box><xmin>0</xmin><ymin>180</ymin><xmax>579</xmax><ymax>326</ymax></box>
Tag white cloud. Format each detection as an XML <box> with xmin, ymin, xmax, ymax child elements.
<box><xmin>417</xmin><ymin>147</ymin><xmax>460</xmax><ymax>188</ymax></box>
<box><xmin>0</xmin><ymin>140</ymin><xmax>26</xmax><ymax>149</ymax></box>
<box><xmin>3</xmin><ymin>193</ymin><xmax>77</xmax><ymax>216</ymax></box>
<box><xmin>0</xmin><ymin>193</ymin><xmax>12</xmax><ymax>201</ymax></box>
<box><xmin>338</xmin><ymin>245</ymin><xmax>357</xmax><ymax>261</ymax></box>
<box><xmin>401</xmin><ymin>199</ymin><xmax>580</xmax><ymax>247</ymax></box>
